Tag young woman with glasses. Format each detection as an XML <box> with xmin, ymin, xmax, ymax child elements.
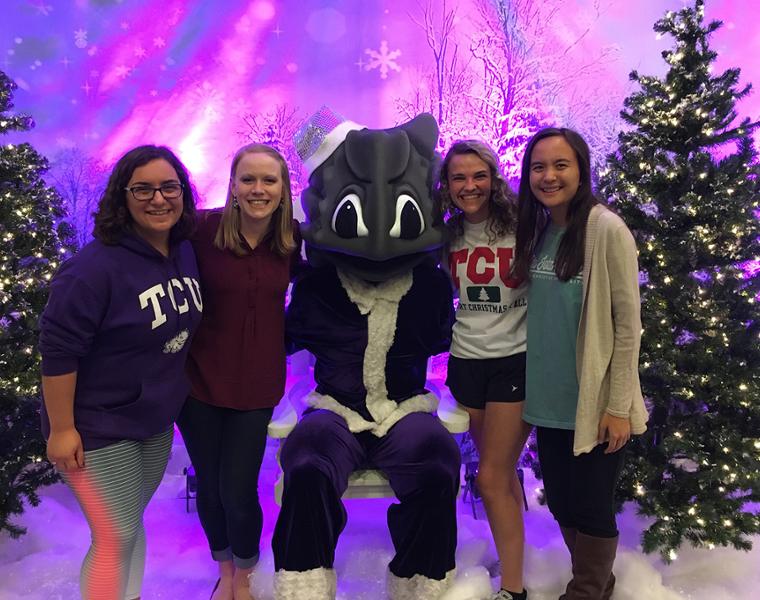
<box><xmin>39</xmin><ymin>145</ymin><xmax>202</xmax><ymax>600</ymax></box>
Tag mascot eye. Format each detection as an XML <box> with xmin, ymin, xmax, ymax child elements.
<box><xmin>332</xmin><ymin>193</ymin><xmax>369</xmax><ymax>238</ymax></box>
<box><xmin>389</xmin><ymin>194</ymin><xmax>425</xmax><ymax>240</ymax></box>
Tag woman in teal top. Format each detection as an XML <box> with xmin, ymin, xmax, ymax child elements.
<box><xmin>512</xmin><ymin>128</ymin><xmax>648</xmax><ymax>600</ymax></box>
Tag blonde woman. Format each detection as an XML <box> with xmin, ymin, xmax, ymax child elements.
<box><xmin>178</xmin><ymin>144</ymin><xmax>301</xmax><ymax>600</ymax></box>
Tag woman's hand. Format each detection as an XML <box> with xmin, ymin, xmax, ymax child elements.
<box><xmin>597</xmin><ymin>413</ymin><xmax>630</xmax><ymax>454</ymax></box>
<box><xmin>47</xmin><ymin>427</ymin><xmax>85</xmax><ymax>471</ymax></box>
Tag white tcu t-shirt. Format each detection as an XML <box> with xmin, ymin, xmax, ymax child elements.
<box><xmin>447</xmin><ymin>220</ymin><xmax>527</xmax><ymax>359</ymax></box>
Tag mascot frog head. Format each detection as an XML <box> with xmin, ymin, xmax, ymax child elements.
<box><xmin>294</xmin><ymin>106</ymin><xmax>446</xmax><ymax>282</ymax></box>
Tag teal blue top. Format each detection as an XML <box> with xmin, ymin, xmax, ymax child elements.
<box><xmin>523</xmin><ymin>223</ymin><xmax>583</xmax><ymax>430</ymax></box>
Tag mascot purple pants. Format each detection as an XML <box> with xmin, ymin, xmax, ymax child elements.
<box><xmin>273</xmin><ymin>409</ymin><xmax>459</xmax><ymax>578</ymax></box>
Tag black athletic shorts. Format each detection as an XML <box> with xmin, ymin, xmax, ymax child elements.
<box><xmin>446</xmin><ymin>352</ymin><xmax>526</xmax><ymax>409</ymax></box>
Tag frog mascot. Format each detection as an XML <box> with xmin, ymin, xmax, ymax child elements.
<box><xmin>271</xmin><ymin>106</ymin><xmax>459</xmax><ymax>600</ymax></box>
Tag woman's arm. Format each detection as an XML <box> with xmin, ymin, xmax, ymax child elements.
<box><xmin>42</xmin><ymin>372</ymin><xmax>85</xmax><ymax>471</ymax></box>
<box><xmin>599</xmin><ymin>219</ymin><xmax>642</xmax><ymax>452</ymax></box>
<box><xmin>39</xmin><ymin>252</ymin><xmax>108</xmax><ymax>468</ymax></box>
<box><xmin>605</xmin><ymin>221</ymin><xmax>642</xmax><ymax>415</ymax></box>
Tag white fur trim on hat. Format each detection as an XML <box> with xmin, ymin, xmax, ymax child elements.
<box><xmin>294</xmin><ymin>106</ymin><xmax>365</xmax><ymax>177</ymax></box>
<box><xmin>304</xmin><ymin>119</ymin><xmax>364</xmax><ymax>176</ymax></box>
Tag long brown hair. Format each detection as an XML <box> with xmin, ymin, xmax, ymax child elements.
<box><xmin>433</xmin><ymin>139</ymin><xmax>517</xmax><ymax>243</ymax></box>
<box><xmin>93</xmin><ymin>145</ymin><xmax>197</xmax><ymax>244</ymax></box>
<box><xmin>512</xmin><ymin>128</ymin><xmax>598</xmax><ymax>282</ymax></box>
<box><xmin>214</xmin><ymin>143</ymin><xmax>296</xmax><ymax>257</ymax></box>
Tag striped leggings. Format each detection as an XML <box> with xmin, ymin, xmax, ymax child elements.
<box><xmin>61</xmin><ymin>428</ymin><xmax>173</xmax><ymax>600</ymax></box>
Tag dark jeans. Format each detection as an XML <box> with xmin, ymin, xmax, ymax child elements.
<box><xmin>536</xmin><ymin>426</ymin><xmax>626</xmax><ymax>538</ymax></box>
<box><xmin>272</xmin><ymin>409</ymin><xmax>461</xmax><ymax>580</ymax></box>
<box><xmin>177</xmin><ymin>396</ymin><xmax>273</xmax><ymax>568</ymax></box>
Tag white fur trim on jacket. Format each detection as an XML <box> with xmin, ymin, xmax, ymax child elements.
<box><xmin>273</xmin><ymin>567</ymin><xmax>337</xmax><ymax>600</ymax></box>
<box><xmin>336</xmin><ymin>269</ymin><xmax>414</xmax><ymax>424</ymax></box>
<box><xmin>387</xmin><ymin>568</ymin><xmax>455</xmax><ymax>600</ymax></box>
<box><xmin>307</xmin><ymin>390</ymin><xmax>438</xmax><ymax>437</ymax></box>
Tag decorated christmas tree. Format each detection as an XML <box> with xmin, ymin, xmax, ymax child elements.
<box><xmin>598</xmin><ymin>1</ymin><xmax>760</xmax><ymax>560</ymax></box>
<box><xmin>0</xmin><ymin>71</ymin><xmax>77</xmax><ymax>537</ymax></box>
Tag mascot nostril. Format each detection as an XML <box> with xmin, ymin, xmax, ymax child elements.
<box><xmin>272</xmin><ymin>106</ymin><xmax>459</xmax><ymax>600</ymax></box>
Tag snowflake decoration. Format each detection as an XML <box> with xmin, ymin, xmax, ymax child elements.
<box><xmin>153</xmin><ymin>36</ymin><xmax>166</xmax><ymax>48</ymax></box>
<box><xmin>113</xmin><ymin>65</ymin><xmax>131</xmax><ymax>79</ymax></box>
<box><xmin>194</xmin><ymin>81</ymin><xmax>225</xmax><ymax>122</ymax></box>
<box><xmin>30</xmin><ymin>0</ymin><xmax>52</xmax><ymax>16</ymax></box>
<box><xmin>168</xmin><ymin>7</ymin><xmax>184</xmax><ymax>26</ymax></box>
<box><xmin>74</xmin><ymin>29</ymin><xmax>87</xmax><ymax>49</ymax></box>
<box><xmin>133</xmin><ymin>45</ymin><xmax>146</xmax><ymax>58</ymax></box>
<box><xmin>163</xmin><ymin>329</ymin><xmax>189</xmax><ymax>354</ymax></box>
<box><xmin>193</xmin><ymin>80</ymin><xmax>222</xmax><ymax>103</ymax></box>
<box><xmin>364</xmin><ymin>40</ymin><xmax>401</xmax><ymax>80</ymax></box>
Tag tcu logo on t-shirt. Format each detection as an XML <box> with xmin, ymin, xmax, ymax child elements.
<box><xmin>449</xmin><ymin>247</ymin><xmax>522</xmax><ymax>291</ymax></box>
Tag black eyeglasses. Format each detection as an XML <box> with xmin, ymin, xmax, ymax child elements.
<box><xmin>125</xmin><ymin>183</ymin><xmax>184</xmax><ymax>201</ymax></box>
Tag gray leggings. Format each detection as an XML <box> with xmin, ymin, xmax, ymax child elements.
<box><xmin>61</xmin><ymin>428</ymin><xmax>173</xmax><ymax>600</ymax></box>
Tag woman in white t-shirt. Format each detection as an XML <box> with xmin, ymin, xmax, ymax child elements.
<box><xmin>434</xmin><ymin>140</ymin><xmax>530</xmax><ymax>600</ymax></box>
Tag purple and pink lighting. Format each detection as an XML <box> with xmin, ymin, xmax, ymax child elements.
<box><xmin>2</xmin><ymin>1</ymin><xmax>760</xmax><ymax>598</ymax></box>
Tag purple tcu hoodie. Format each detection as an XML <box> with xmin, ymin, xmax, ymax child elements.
<box><xmin>39</xmin><ymin>232</ymin><xmax>203</xmax><ymax>450</ymax></box>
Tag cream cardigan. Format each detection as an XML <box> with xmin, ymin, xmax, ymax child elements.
<box><xmin>573</xmin><ymin>204</ymin><xmax>649</xmax><ymax>455</ymax></box>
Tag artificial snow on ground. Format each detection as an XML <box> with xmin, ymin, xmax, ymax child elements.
<box><xmin>1</xmin><ymin>428</ymin><xmax>758</xmax><ymax>600</ymax></box>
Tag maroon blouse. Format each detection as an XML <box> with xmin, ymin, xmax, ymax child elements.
<box><xmin>187</xmin><ymin>210</ymin><xmax>300</xmax><ymax>410</ymax></box>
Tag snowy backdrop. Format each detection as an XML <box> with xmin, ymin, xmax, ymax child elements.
<box><xmin>2</xmin><ymin>1</ymin><xmax>760</xmax><ymax>599</ymax></box>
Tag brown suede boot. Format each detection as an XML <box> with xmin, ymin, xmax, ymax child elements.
<box><xmin>561</xmin><ymin>532</ymin><xmax>618</xmax><ymax>600</ymax></box>
<box><xmin>561</xmin><ymin>532</ymin><xmax>617</xmax><ymax>600</ymax></box>
<box><xmin>558</xmin><ymin>527</ymin><xmax>576</xmax><ymax>600</ymax></box>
